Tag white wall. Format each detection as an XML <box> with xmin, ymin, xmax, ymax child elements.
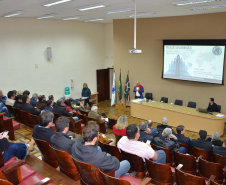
<box><xmin>0</xmin><ymin>18</ymin><xmax>113</xmax><ymax>100</ymax></box>
<box><xmin>104</xmin><ymin>23</ymin><xmax>114</xmax><ymax>68</ymax></box>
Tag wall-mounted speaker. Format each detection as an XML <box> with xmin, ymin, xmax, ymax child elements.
<box><xmin>46</xmin><ymin>47</ymin><xmax>52</xmax><ymax>59</ymax></box>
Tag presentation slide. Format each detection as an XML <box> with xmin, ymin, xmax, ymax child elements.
<box><xmin>163</xmin><ymin>45</ymin><xmax>225</xmax><ymax>84</ymax></box>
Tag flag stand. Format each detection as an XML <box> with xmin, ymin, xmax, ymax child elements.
<box><xmin>115</xmin><ymin>103</ymin><xmax>126</xmax><ymax>109</ymax></box>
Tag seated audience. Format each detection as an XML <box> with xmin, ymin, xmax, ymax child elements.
<box><xmin>206</xmin><ymin>132</ymin><xmax>223</xmax><ymax>146</ymax></box>
<box><xmin>45</xmin><ymin>100</ymin><xmax>54</xmax><ymax>112</ymax></box>
<box><xmin>207</xmin><ymin>98</ymin><xmax>217</xmax><ymax>112</ymax></box>
<box><xmin>50</xmin><ymin>117</ymin><xmax>84</xmax><ymax>154</ymax></box>
<box><xmin>71</xmin><ymin>121</ymin><xmax>130</xmax><ymax>178</ymax></box>
<box><xmin>152</xmin><ymin>128</ymin><xmax>185</xmax><ymax>153</ymax></box>
<box><xmin>213</xmin><ymin>139</ymin><xmax>226</xmax><ymax>156</ymax></box>
<box><xmin>23</xmin><ymin>90</ymin><xmax>30</xmax><ymax>97</ymax></box>
<box><xmin>139</xmin><ymin>121</ymin><xmax>153</xmax><ymax>142</ymax></box>
<box><xmin>21</xmin><ymin>95</ymin><xmax>41</xmax><ymax>116</ymax></box>
<box><xmin>30</xmin><ymin>93</ymin><xmax>38</xmax><ymax>106</ymax></box>
<box><xmin>33</xmin><ymin>111</ymin><xmax>55</xmax><ymax>143</ymax></box>
<box><xmin>36</xmin><ymin>95</ymin><xmax>47</xmax><ymax>110</ymax></box>
<box><xmin>176</xmin><ymin>125</ymin><xmax>191</xmax><ymax>146</ymax></box>
<box><xmin>5</xmin><ymin>91</ymin><xmax>15</xmax><ymax>106</ymax></box>
<box><xmin>0</xmin><ymin>90</ymin><xmax>7</xmax><ymax>103</ymax></box>
<box><xmin>191</xmin><ymin>130</ymin><xmax>213</xmax><ymax>152</ymax></box>
<box><xmin>13</xmin><ymin>95</ymin><xmax>23</xmax><ymax>109</ymax></box>
<box><xmin>12</xmin><ymin>90</ymin><xmax>17</xmax><ymax>96</ymax></box>
<box><xmin>88</xmin><ymin>105</ymin><xmax>108</xmax><ymax>125</ymax></box>
<box><xmin>74</xmin><ymin>101</ymin><xmax>89</xmax><ymax>112</ymax></box>
<box><xmin>113</xmin><ymin>115</ymin><xmax>128</xmax><ymax>136</ymax></box>
<box><xmin>17</xmin><ymin>90</ymin><xmax>23</xmax><ymax>95</ymax></box>
<box><xmin>157</xmin><ymin>117</ymin><xmax>177</xmax><ymax>135</ymax></box>
<box><xmin>0</xmin><ymin>131</ymin><xmax>34</xmax><ymax>162</ymax></box>
<box><xmin>53</xmin><ymin>99</ymin><xmax>78</xmax><ymax>121</ymax></box>
<box><xmin>48</xmin><ymin>95</ymin><xmax>56</xmax><ymax>106</ymax></box>
<box><xmin>0</xmin><ymin>102</ymin><xmax>10</xmax><ymax>117</ymax></box>
<box><xmin>65</xmin><ymin>98</ymin><xmax>75</xmax><ymax>113</ymax></box>
<box><xmin>147</xmin><ymin>120</ymin><xmax>159</xmax><ymax>137</ymax></box>
<box><xmin>117</xmin><ymin>124</ymin><xmax>166</xmax><ymax>164</ymax></box>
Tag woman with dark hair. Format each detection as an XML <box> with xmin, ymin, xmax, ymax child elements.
<box><xmin>65</xmin><ymin>98</ymin><xmax>75</xmax><ymax>113</ymax></box>
<box><xmin>81</xmin><ymin>83</ymin><xmax>92</xmax><ymax>108</ymax></box>
<box><xmin>36</xmin><ymin>95</ymin><xmax>47</xmax><ymax>110</ymax></box>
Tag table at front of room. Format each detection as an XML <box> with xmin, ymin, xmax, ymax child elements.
<box><xmin>130</xmin><ymin>100</ymin><xmax>225</xmax><ymax>135</ymax></box>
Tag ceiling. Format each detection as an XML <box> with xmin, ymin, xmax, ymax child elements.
<box><xmin>0</xmin><ymin>0</ymin><xmax>226</xmax><ymax>23</ymax></box>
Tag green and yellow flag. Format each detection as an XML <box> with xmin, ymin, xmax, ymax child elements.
<box><xmin>124</xmin><ymin>72</ymin><xmax>130</xmax><ymax>101</ymax></box>
<box><xmin>118</xmin><ymin>70</ymin><xmax>122</xmax><ymax>101</ymax></box>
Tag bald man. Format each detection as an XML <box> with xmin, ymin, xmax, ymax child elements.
<box><xmin>133</xmin><ymin>81</ymin><xmax>144</xmax><ymax>99</ymax></box>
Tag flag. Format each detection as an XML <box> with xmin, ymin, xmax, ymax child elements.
<box><xmin>111</xmin><ymin>72</ymin><xmax>116</xmax><ymax>106</ymax></box>
<box><xmin>124</xmin><ymin>72</ymin><xmax>130</xmax><ymax>101</ymax></box>
<box><xmin>118</xmin><ymin>70</ymin><xmax>122</xmax><ymax>101</ymax></box>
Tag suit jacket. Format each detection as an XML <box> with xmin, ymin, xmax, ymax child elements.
<box><xmin>176</xmin><ymin>134</ymin><xmax>191</xmax><ymax>146</ymax></box>
<box><xmin>139</xmin><ymin>131</ymin><xmax>153</xmax><ymax>142</ymax></box>
<box><xmin>36</xmin><ymin>102</ymin><xmax>47</xmax><ymax>110</ymax></box>
<box><xmin>45</xmin><ymin>106</ymin><xmax>53</xmax><ymax>112</ymax></box>
<box><xmin>21</xmin><ymin>103</ymin><xmax>41</xmax><ymax>115</ymax></box>
<box><xmin>50</xmin><ymin>132</ymin><xmax>75</xmax><ymax>154</ymax></box>
<box><xmin>213</xmin><ymin>146</ymin><xmax>226</xmax><ymax>156</ymax></box>
<box><xmin>133</xmin><ymin>86</ymin><xmax>144</xmax><ymax>99</ymax></box>
<box><xmin>88</xmin><ymin>110</ymin><xmax>104</xmax><ymax>122</ymax></box>
<box><xmin>207</xmin><ymin>103</ymin><xmax>217</xmax><ymax>112</ymax></box>
<box><xmin>157</xmin><ymin>124</ymin><xmax>177</xmax><ymax>135</ymax></box>
<box><xmin>30</xmin><ymin>98</ymin><xmax>38</xmax><ymax>106</ymax></box>
<box><xmin>53</xmin><ymin>104</ymin><xmax>72</xmax><ymax>117</ymax></box>
<box><xmin>33</xmin><ymin>125</ymin><xmax>55</xmax><ymax>143</ymax></box>
<box><xmin>152</xmin><ymin>136</ymin><xmax>180</xmax><ymax>152</ymax></box>
<box><xmin>191</xmin><ymin>138</ymin><xmax>213</xmax><ymax>152</ymax></box>
<box><xmin>13</xmin><ymin>102</ymin><xmax>23</xmax><ymax>109</ymax></box>
<box><xmin>206</xmin><ymin>137</ymin><xmax>223</xmax><ymax>147</ymax></box>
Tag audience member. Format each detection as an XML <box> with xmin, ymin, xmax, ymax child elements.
<box><xmin>45</xmin><ymin>100</ymin><xmax>53</xmax><ymax>112</ymax></box>
<box><xmin>207</xmin><ymin>98</ymin><xmax>217</xmax><ymax>112</ymax></box>
<box><xmin>50</xmin><ymin>117</ymin><xmax>84</xmax><ymax>154</ymax></box>
<box><xmin>117</xmin><ymin>124</ymin><xmax>166</xmax><ymax>164</ymax></box>
<box><xmin>147</xmin><ymin>120</ymin><xmax>159</xmax><ymax>136</ymax></box>
<box><xmin>81</xmin><ymin>83</ymin><xmax>92</xmax><ymax>108</ymax></box>
<box><xmin>206</xmin><ymin>132</ymin><xmax>223</xmax><ymax>146</ymax></box>
<box><xmin>5</xmin><ymin>91</ymin><xmax>15</xmax><ymax>106</ymax></box>
<box><xmin>21</xmin><ymin>95</ymin><xmax>41</xmax><ymax>115</ymax></box>
<box><xmin>71</xmin><ymin>121</ymin><xmax>130</xmax><ymax>178</ymax></box>
<box><xmin>113</xmin><ymin>115</ymin><xmax>128</xmax><ymax>136</ymax></box>
<box><xmin>12</xmin><ymin>90</ymin><xmax>17</xmax><ymax>96</ymax></box>
<box><xmin>176</xmin><ymin>125</ymin><xmax>191</xmax><ymax>146</ymax></box>
<box><xmin>152</xmin><ymin>128</ymin><xmax>185</xmax><ymax>153</ymax></box>
<box><xmin>191</xmin><ymin>130</ymin><xmax>213</xmax><ymax>152</ymax></box>
<box><xmin>139</xmin><ymin>121</ymin><xmax>153</xmax><ymax>142</ymax></box>
<box><xmin>74</xmin><ymin>101</ymin><xmax>89</xmax><ymax>112</ymax></box>
<box><xmin>88</xmin><ymin>105</ymin><xmax>108</xmax><ymax>126</ymax></box>
<box><xmin>30</xmin><ymin>93</ymin><xmax>38</xmax><ymax>106</ymax></box>
<box><xmin>0</xmin><ymin>90</ymin><xmax>7</xmax><ymax>103</ymax></box>
<box><xmin>17</xmin><ymin>90</ymin><xmax>23</xmax><ymax>95</ymax></box>
<box><xmin>157</xmin><ymin>117</ymin><xmax>177</xmax><ymax>135</ymax></box>
<box><xmin>36</xmin><ymin>95</ymin><xmax>47</xmax><ymax>110</ymax></box>
<box><xmin>32</xmin><ymin>111</ymin><xmax>55</xmax><ymax>143</ymax></box>
<box><xmin>23</xmin><ymin>90</ymin><xmax>30</xmax><ymax>97</ymax></box>
<box><xmin>213</xmin><ymin>139</ymin><xmax>226</xmax><ymax>156</ymax></box>
<box><xmin>0</xmin><ymin>102</ymin><xmax>10</xmax><ymax>117</ymax></box>
<box><xmin>13</xmin><ymin>95</ymin><xmax>23</xmax><ymax>109</ymax></box>
<box><xmin>65</xmin><ymin>98</ymin><xmax>75</xmax><ymax>113</ymax></box>
<box><xmin>48</xmin><ymin>95</ymin><xmax>56</xmax><ymax>106</ymax></box>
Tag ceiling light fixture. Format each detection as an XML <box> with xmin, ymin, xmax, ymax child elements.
<box><xmin>78</xmin><ymin>3</ymin><xmax>109</xmax><ymax>11</ymax></box>
<box><xmin>37</xmin><ymin>14</ymin><xmax>56</xmax><ymax>19</ymax></box>
<box><xmin>105</xmin><ymin>8</ymin><xmax>133</xmax><ymax>14</ymax></box>
<box><xmin>172</xmin><ymin>0</ymin><xmax>220</xmax><ymax>6</ymax></box>
<box><xmin>62</xmin><ymin>16</ymin><xmax>80</xmax><ymax>20</ymax></box>
<box><xmin>44</xmin><ymin>0</ymin><xmax>71</xmax><ymax>7</ymax></box>
<box><xmin>2</xmin><ymin>10</ymin><xmax>23</xmax><ymax>17</ymax></box>
<box><xmin>190</xmin><ymin>3</ymin><xmax>226</xmax><ymax>10</ymax></box>
<box><xmin>128</xmin><ymin>11</ymin><xmax>155</xmax><ymax>17</ymax></box>
<box><xmin>84</xmin><ymin>18</ymin><xmax>104</xmax><ymax>22</ymax></box>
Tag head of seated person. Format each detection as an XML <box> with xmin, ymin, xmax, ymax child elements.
<box><xmin>15</xmin><ymin>95</ymin><xmax>23</xmax><ymax>103</ymax></box>
<box><xmin>115</xmin><ymin>115</ymin><xmax>128</xmax><ymax>130</ymax></box>
<box><xmin>147</xmin><ymin>120</ymin><xmax>153</xmax><ymax>129</ymax></box>
<box><xmin>23</xmin><ymin>90</ymin><xmax>30</xmax><ymax>97</ymax></box>
<box><xmin>199</xmin><ymin>130</ymin><xmax>207</xmax><ymax>140</ymax></box>
<box><xmin>39</xmin><ymin>110</ymin><xmax>54</xmax><ymax>128</ymax></box>
<box><xmin>139</xmin><ymin>121</ymin><xmax>149</xmax><ymax>133</ymax></box>
<box><xmin>76</xmin><ymin>101</ymin><xmax>81</xmax><ymax>107</ymax></box>
<box><xmin>57</xmin><ymin>99</ymin><xmax>65</xmax><ymax>107</ymax></box>
<box><xmin>209</xmin><ymin>97</ymin><xmax>214</xmax><ymax>104</ymax></box>
<box><xmin>126</xmin><ymin>124</ymin><xmax>140</xmax><ymax>141</ymax></box>
<box><xmin>46</xmin><ymin>100</ymin><xmax>53</xmax><ymax>107</ymax></box>
<box><xmin>55</xmin><ymin>116</ymin><xmax>70</xmax><ymax>133</ymax></box>
<box><xmin>91</xmin><ymin>105</ymin><xmax>98</xmax><ymax>113</ymax></box>
<box><xmin>49</xmin><ymin>95</ymin><xmax>54</xmax><ymax>102</ymax></box>
<box><xmin>32</xmin><ymin>93</ymin><xmax>38</xmax><ymax>101</ymax></box>
<box><xmin>176</xmin><ymin>125</ymin><xmax>186</xmax><ymax>135</ymax></box>
<box><xmin>162</xmin><ymin>117</ymin><xmax>168</xmax><ymax>125</ymax></box>
<box><xmin>38</xmin><ymin>95</ymin><xmax>46</xmax><ymax>103</ymax></box>
<box><xmin>162</xmin><ymin>128</ymin><xmax>172</xmax><ymax>140</ymax></box>
<box><xmin>7</xmin><ymin>91</ymin><xmax>15</xmax><ymax>100</ymax></box>
<box><xmin>17</xmin><ymin>90</ymin><xmax>23</xmax><ymax>95</ymax></box>
<box><xmin>212</xmin><ymin>132</ymin><xmax>220</xmax><ymax>141</ymax></box>
<box><xmin>65</xmin><ymin>99</ymin><xmax>73</xmax><ymax>108</ymax></box>
<box><xmin>22</xmin><ymin>95</ymin><xmax>30</xmax><ymax>104</ymax></box>
<box><xmin>83</xmin><ymin>121</ymin><xmax>100</xmax><ymax>145</ymax></box>
<box><xmin>12</xmin><ymin>90</ymin><xmax>17</xmax><ymax>96</ymax></box>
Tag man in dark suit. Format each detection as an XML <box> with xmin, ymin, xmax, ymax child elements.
<box><xmin>50</xmin><ymin>117</ymin><xmax>84</xmax><ymax>154</ymax></box>
<box><xmin>157</xmin><ymin>117</ymin><xmax>177</xmax><ymax>135</ymax></box>
<box><xmin>191</xmin><ymin>130</ymin><xmax>213</xmax><ymax>152</ymax></box>
<box><xmin>21</xmin><ymin>95</ymin><xmax>41</xmax><ymax>115</ymax></box>
<box><xmin>53</xmin><ymin>99</ymin><xmax>73</xmax><ymax>117</ymax></box>
<box><xmin>213</xmin><ymin>139</ymin><xmax>226</xmax><ymax>156</ymax></box>
<box><xmin>207</xmin><ymin>98</ymin><xmax>217</xmax><ymax>112</ymax></box>
<box><xmin>139</xmin><ymin>121</ymin><xmax>153</xmax><ymax>142</ymax></box>
<box><xmin>32</xmin><ymin>111</ymin><xmax>55</xmax><ymax>143</ymax></box>
<box><xmin>13</xmin><ymin>95</ymin><xmax>23</xmax><ymax>109</ymax></box>
<box><xmin>176</xmin><ymin>125</ymin><xmax>191</xmax><ymax>146</ymax></box>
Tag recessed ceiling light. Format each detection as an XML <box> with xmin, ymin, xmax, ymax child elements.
<box><xmin>62</xmin><ymin>16</ymin><xmax>80</xmax><ymax>20</ymax></box>
<box><xmin>172</xmin><ymin>0</ymin><xmax>220</xmax><ymax>6</ymax></box>
<box><xmin>105</xmin><ymin>8</ymin><xmax>133</xmax><ymax>14</ymax></box>
<box><xmin>78</xmin><ymin>3</ymin><xmax>109</xmax><ymax>11</ymax></box>
<box><xmin>128</xmin><ymin>11</ymin><xmax>155</xmax><ymax>17</ymax></box>
<box><xmin>2</xmin><ymin>10</ymin><xmax>23</xmax><ymax>18</ymax></box>
<box><xmin>44</xmin><ymin>0</ymin><xmax>71</xmax><ymax>7</ymax></box>
<box><xmin>37</xmin><ymin>14</ymin><xmax>56</xmax><ymax>19</ymax></box>
<box><xmin>84</xmin><ymin>18</ymin><xmax>104</xmax><ymax>22</ymax></box>
<box><xmin>190</xmin><ymin>3</ymin><xmax>226</xmax><ymax>10</ymax></box>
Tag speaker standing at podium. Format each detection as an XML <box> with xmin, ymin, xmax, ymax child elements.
<box><xmin>133</xmin><ymin>81</ymin><xmax>144</xmax><ymax>99</ymax></box>
<box><xmin>82</xmin><ymin>83</ymin><xmax>92</xmax><ymax>108</ymax></box>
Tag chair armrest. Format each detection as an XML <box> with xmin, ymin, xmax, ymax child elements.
<box><xmin>2</xmin><ymin>161</ymin><xmax>25</xmax><ymax>175</ymax></box>
<box><xmin>3</xmin><ymin>117</ymin><xmax>15</xmax><ymax>121</ymax></box>
<box><xmin>105</xmin><ymin>140</ymin><xmax>113</xmax><ymax>145</ymax></box>
<box><xmin>34</xmin><ymin>177</ymin><xmax>52</xmax><ymax>185</ymax></box>
<box><xmin>139</xmin><ymin>177</ymin><xmax>152</xmax><ymax>185</ymax></box>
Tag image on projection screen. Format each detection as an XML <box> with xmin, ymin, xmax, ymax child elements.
<box><xmin>163</xmin><ymin>45</ymin><xmax>225</xmax><ymax>84</ymax></box>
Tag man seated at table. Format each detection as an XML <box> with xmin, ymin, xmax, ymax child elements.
<box><xmin>0</xmin><ymin>90</ymin><xmax>7</xmax><ymax>103</ymax></box>
<box><xmin>21</xmin><ymin>95</ymin><xmax>41</xmax><ymax>116</ymax></box>
<box><xmin>71</xmin><ymin>121</ymin><xmax>130</xmax><ymax>178</ymax></box>
<box><xmin>147</xmin><ymin>120</ymin><xmax>159</xmax><ymax>137</ymax></box>
<box><xmin>157</xmin><ymin>117</ymin><xmax>177</xmax><ymax>135</ymax></box>
<box><xmin>117</xmin><ymin>124</ymin><xmax>166</xmax><ymax>164</ymax></box>
<box><xmin>139</xmin><ymin>121</ymin><xmax>153</xmax><ymax>142</ymax></box>
<box><xmin>206</xmin><ymin>132</ymin><xmax>223</xmax><ymax>147</ymax></box>
<box><xmin>88</xmin><ymin>105</ymin><xmax>108</xmax><ymax>125</ymax></box>
<box><xmin>176</xmin><ymin>125</ymin><xmax>191</xmax><ymax>147</ymax></box>
<box><xmin>213</xmin><ymin>139</ymin><xmax>226</xmax><ymax>156</ymax></box>
<box><xmin>207</xmin><ymin>98</ymin><xmax>217</xmax><ymax>112</ymax></box>
<box><xmin>13</xmin><ymin>95</ymin><xmax>23</xmax><ymax>109</ymax></box>
<box><xmin>5</xmin><ymin>91</ymin><xmax>15</xmax><ymax>106</ymax></box>
<box><xmin>133</xmin><ymin>81</ymin><xmax>144</xmax><ymax>99</ymax></box>
<box><xmin>152</xmin><ymin>128</ymin><xmax>185</xmax><ymax>154</ymax></box>
<box><xmin>191</xmin><ymin>130</ymin><xmax>213</xmax><ymax>152</ymax></box>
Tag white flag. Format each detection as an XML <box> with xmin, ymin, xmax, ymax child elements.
<box><xmin>111</xmin><ymin>72</ymin><xmax>116</xmax><ymax>106</ymax></box>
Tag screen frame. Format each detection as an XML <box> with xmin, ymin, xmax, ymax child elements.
<box><xmin>162</xmin><ymin>39</ymin><xmax>226</xmax><ymax>85</ymax></box>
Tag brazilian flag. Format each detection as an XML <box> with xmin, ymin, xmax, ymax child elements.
<box><xmin>118</xmin><ymin>71</ymin><xmax>122</xmax><ymax>101</ymax></box>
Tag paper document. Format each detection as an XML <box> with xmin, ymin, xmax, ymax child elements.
<box><xmin>216</xmin><ymin>114</ymin><xmax>224</xmax><ymax>117</ymax></box>
<box><xmin>131</xmin><ymin>99</ymin><xmax>143</xmax><ymax>103</ymax></box>
<box><xmin>105</xmin><ymin>118</ymin><xmax>109</xmax><ymax>122</ymax></box>
<box><xmin>81</xmin><ymin>97</ymin><xmax>88</xmax><ymax>100</ymax></box>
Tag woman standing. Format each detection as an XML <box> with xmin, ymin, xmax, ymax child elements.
<box><xmin>82</xmin><ymin>83</ymin><xmax>92</xmax><ymax>108</ymax></box>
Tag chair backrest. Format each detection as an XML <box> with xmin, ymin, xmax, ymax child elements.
<box><xmin>0</xmin><ymin>171</ymin><xmax>13</xmax><ymax>185</ymax></box>
<box><xmin>213</xmin><ymin>152</ymin><xmax>226</xmax><ymax>167</ymax></box>
<box><xmin>79</xmin><ymin>114</ymin><xmax>88</xmax><ymax>125</ymax></box>
<box><xmin>11</xmin><ymin>107</ymin><xmax>19</xmax><ymax>121</ymax></box>
<box><xmin>198</xmin><ymin>157</ymin><xmax>223</xmax><ymax>183</ymax></box>
<box><xmin>72</xmin><ymin>157</ymin><xmax>105</xmax><ymax>185</ymax></box>
<box><xmin>99</xmin><ymin>141</ymin><xmax>122</xmax><ymax>161</ymax></box>
<box><xmin>192</xmin><ymin>147</ymin><xmax>210</xmax><ymax>161</ymax></box>
<box><xmin>50</xmin><ymin>146</ymin><xmax>79</xmax><ymax>180</ymax></box>
<box><xmin>179</xmin><ymin>143</ymin><xmax>189</xmax><ymax>154</ymax></box>
<box><xmin>187</xmin><ymin>101</ymin><xmax>196</xmax><ymax>108</ymax></box>
<box><xmin>114</xmin><ymin>133</ymin><xmax>122</xmax><ymax>146</ymax></box>
<box><xmin>69</xmin><ymin>117</ymin><xmax>82</xmax><ymax>135</ymax></box>
<box><xmin>216</xmin><ymin>105</ymin><xmax>221</xmax><ymax>113</ymax></box>
<box><xmin>53</xmin><ymin>113</ymin><xmax>62</xmax><ymax>123</ymax></box>
<box><xmin>2</xmin><ymin>117</ymin><xmax>15</xmax><ymax>141</ymax></box>
<box><xmin>14</xmin><ymin>108</ymin><xmax>26</xmax><ymax>124</ymax></box>
<box><xmin>145</xmin><ymin>93</ymin><xmax>153</xmax><ymax>100</ymax></box>
<box><xmin>174</xmin><ymin>99</ymin><xmax>183</xmax><ymax>106</ymax></box>
<box><xmin>145</xmin><ymin>158</ymin><xmax>173</xmax><ymax>184</ymax></box>
<box><xmin>175</xmin><ymin>168</ymin><xmax>206</xmax><ymax>185</ymax></box>
<box><xmin>87</xmin><ymin>117</ymin><xmax>105</xmax><ymax>134</ymax></box>
<box><xmin>79</xmin><ymin>110</ymin><xmax>88</xmax><ymax>116</ymax></box>
<box><xmin>160</xmin><ymin>97</ymin><xmax>168</xmax><ymax>103</ymax></box>
<box><xmin>151</xmin><ymin>144</ymin><xmax>172</xmax><ymax>164</ymax></box>
<box><xmin>30</xmin><ymin>114</ymin><xmax>39</xmax><ymax>125</ymax></box>
<box><xmin>108</xmin><ymin>118</ymin><xmax>117</xmax><ymax>129</ymax></box>
<box><xmin>22</xmin><ymin>111</ymin><xmax>35</xmax><ymax>127</ymax></box>
<box><xmin>4</xmin><ymin>105</ymin><xmax>14</xmax><ymax>116</ymax></box>
<box><xmin>34</xmin><ymin>138</ymin><xmax>59</xmax><ymax>168</ymax></box>
<box><xmin>173</xmin><ymin>151</ymin><xmax>196</xmax><ymax>174</ymax></box>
